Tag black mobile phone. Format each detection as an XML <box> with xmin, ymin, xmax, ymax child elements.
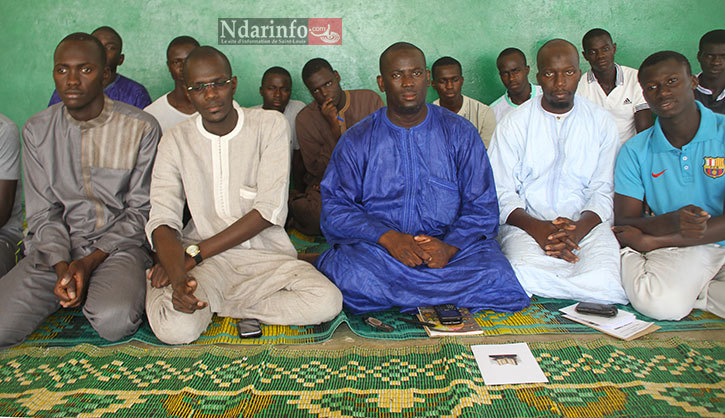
<box><xmin>433</xmin><ymin>304</ymin><xmax>463</xmax><ymax>325</ymax></box>
<box><xmin>575</xmin><ymin>302</ymin><xmax>618</xmax><ymax>318</ymax></box>
<box><xmin>363</xmin><ymin>316</ymin><xmax>395</xmax><ymax>332</ymax></box>
<box><xmin>237</xmin><ymin>318</ymin><xmax>262</xmax><ymax>338</ymax></box>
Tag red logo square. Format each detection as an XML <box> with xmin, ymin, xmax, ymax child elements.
<box><xmin>308</xmin><ymin>18</ymin><xmax>342</xmax><ymax>45</ymax></box>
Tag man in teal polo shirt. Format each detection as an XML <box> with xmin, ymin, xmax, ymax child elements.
<box><xmin>613</xmin><ymin>51</ymin><xmax>725</xmax><ymax>321</ymax></box>
<box><xmin>490</xmin><ymin>48</ymin><xmax>542</xmax><ymax>122</ymax></box>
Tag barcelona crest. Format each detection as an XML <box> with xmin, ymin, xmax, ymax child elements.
<box><xmin>703</xmin><ymin>156</ymin><xmax>725</xmax><ymax>178</ymax></box>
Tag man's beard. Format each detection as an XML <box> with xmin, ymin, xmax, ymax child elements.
<box><xmin>547</xmin><ymin>98</ymin><xmax>573</xmax><ymax>110</ymax></box>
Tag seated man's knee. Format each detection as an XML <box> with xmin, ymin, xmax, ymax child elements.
<box><xmin>155</xmin><ymin>325</ymin><xmax>204</xmax><ymax>345</ymax></box>
<box><xmin>153</xmin><ymin>319</ymin><xmax>206</xmax><ymax>345</ymax></box>
<box><xmin>0</xmin><ymin>326</ymin><xmax>32</xmax><ymax>349</ymax></box>
<box><xmin>147</xmin><ymin>303</ymin><xmax>208</xmax><ymax>345</ymax></box>
<box><xmin>294</xmin><ymin>276</ymin><xmax>343</xmax><ymax>324</ymax></box>
<box><xmin>316</xmin><ymin>284</ymin><xmax>343</xmax><ymax>322</ymax></box>
<box><xmin>84</xmin><ymin>304</ymin><xmax>142</xmax><ymax>341</ymax></box>
<box><xmin>627</xmin><ymin>290</ymin><xmax>693</xmax><ymax>321</ymax></box>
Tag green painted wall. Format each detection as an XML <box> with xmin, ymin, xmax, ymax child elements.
<box><xmin>1</xmin><ymin>0</ymin><xmax>723</xmax><ymax>129</ymax></box>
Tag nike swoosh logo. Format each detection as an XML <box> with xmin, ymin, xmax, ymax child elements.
<box><xmin>652</xmin><ymin>170</ymin><xmax>667</xmax><ymax>178</ymax></box>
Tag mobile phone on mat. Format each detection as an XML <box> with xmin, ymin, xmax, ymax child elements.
<box><xmin>237</xmin><ymin>318</ymin><xmax>262</xmax><ymax>338</ymax></box>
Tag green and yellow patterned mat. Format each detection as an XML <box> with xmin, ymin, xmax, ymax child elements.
<box><xmin>1</xmin><ymin>337</ymin><xmax>723</xmax><ymax>417</ymax></box>
<box><xmin>288</xmin><ymin>229</ymin><xmax>329</xmax><ymax>255</ymax></box>
<box><xmin>21</xmin><ymin>297</ymin><xmax>725</xmax><ymax>347</ymax></box>
<box><xmin>17</xmin><ymin>226</ymin><xmax>725</xmax><ymax>347</ymax></box>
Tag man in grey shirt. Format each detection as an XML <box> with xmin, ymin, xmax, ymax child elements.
<box><xmin>0</xmin><ymin>32</ymin><xmax>160</xmax><ymax>348</ymax></box>
<box><xmin>0</xmin><ymin>113</ymin><xmax>23</xmax><ymax>276</ymax></box>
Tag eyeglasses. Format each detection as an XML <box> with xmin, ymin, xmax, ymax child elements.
<box><xmin>186</xmin><ymin>78</ymin><xmax>233</xmax><ymax>93</ymax></box>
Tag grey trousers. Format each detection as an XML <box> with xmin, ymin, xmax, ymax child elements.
<box><xmin>0</xmin><ymin>246</ymin><xmax>150</xmax><ymax>349</ymax></box>
<box><xmin>0</xmin><ymin>235</ymin><xmax>21</xmax><ymax>277</ymax></box>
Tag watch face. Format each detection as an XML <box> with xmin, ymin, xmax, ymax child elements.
<box><xmin>186</xmin><ymin>244</ymin><xmax>200</xmax><ymax>256</ymax></box>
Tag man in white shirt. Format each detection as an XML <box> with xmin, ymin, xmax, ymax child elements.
<box><xmin>489</xmin><ymin>39</ymin><xmax>627</xmax><ymax>305</ymax></box>
<box><xmin>431</xmin><ymin>56</ymin><xmax>496</xmax><ymax>147</ymax></box>
<box><xmin>490</xmin><ymin>48</ymin><xmax>542</xmax><ymax>122</ymax></box>
<box><xmin>576</xmin><ymin>28</ymin><xmax>653</xmax><ymax>144</ymax></box>
<box><xmin>695</xmin><ymin>29</ymin><xmax>725</xmax><ymax>114</ymax></box>
<box><xmin>144</xmin><ymin>36</ymin><xmax>199</xmax><ymax>133</ymax></box>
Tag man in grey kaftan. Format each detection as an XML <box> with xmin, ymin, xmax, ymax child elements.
<box><xmin>0</xmin><ymin>33</ymin><xmax>160</xmax><ymax>349</ymax></box>
<box><xmin>0</xmin><ymin>96</ymin><xmax>159</xmax><ymax>347</ymax></box>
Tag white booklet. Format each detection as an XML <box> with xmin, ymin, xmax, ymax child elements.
<box><xmin>559</xmin><ymin>303</ymin><xmax>636</xmax><ymax>330</ymax></box>
<box><xmin>559</xmin><ymin>303</ymin><xmax>659</xmax><ymax>340</ymax></box>
<box><xmin>471</xmin><ymin>342</ymin><xmax>548</xmax><ymax>386</ymax></box>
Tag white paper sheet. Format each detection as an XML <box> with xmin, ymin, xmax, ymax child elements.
<box><xmin>562</xmin><ymin>314</ymin><xmax>656</xmax><ymax>340</ymax></box>
<box><xmin>470</xmin><ymin>342</ymin><xmax>548</xmax><ymax>386</ymax></box>
<box><xmin>560</xmin><ymin>303</ymin><xmax>636</xmax><ymax>330</ymax></box>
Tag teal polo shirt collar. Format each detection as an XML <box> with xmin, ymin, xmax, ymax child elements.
<box><xmin>504</xmin><ymin>82</ymin><xmax>536</xmax><ymax>107</ymax></box>
<box><xmin>650</xmin><ymin>101</ymin><xmax>714</xmax><ymax>153</ymax></box>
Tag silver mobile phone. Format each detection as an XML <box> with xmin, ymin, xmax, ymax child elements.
<box><xmin>237</xmin><ymin>318</ymin><xmax>262</xmax><ymax>338</ymax></box>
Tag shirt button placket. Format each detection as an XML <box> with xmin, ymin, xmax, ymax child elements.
<box><xmin>681</xmin><ymin>150</ymin><xmax>692</xmax><ymax>183</ymax></box>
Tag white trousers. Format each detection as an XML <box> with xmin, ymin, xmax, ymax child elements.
<box><xmin>499</xmin><ymin>223</ymin><xmax>628</xmax><ymax>304</ymax></box>
<box><xmin>621</xmin><ymin>244</ymin><xmax>725</xmax><ymax>320</ymax></box>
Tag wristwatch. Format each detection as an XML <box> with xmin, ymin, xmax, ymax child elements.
<box><xmin>185</xmin><ymin>244</ymin><xmax>203</xmax><ymax>265</ymax></box>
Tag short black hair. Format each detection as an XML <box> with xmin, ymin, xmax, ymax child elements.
<box><xmin>56</xmin><ymin>32</ymin><xmax>107</xmax><ymax>68</ymax></box>
<box><xmin>261</xmin><ymin>66</ymin><xmax>292</xmax><ymax>85</ymax></box>
<box><xmin>183</xmin><ymin>46</ymin><xmax>233</xmax><ymax>82</ymax></box>
<box><xmin>431</xmin><ymin>56</ymin><xmax>462</xmax><ymax>80</ymax></box>
<box><xmin>301</xmin><ymin>58</ymin><xmax>333</xmax><ymax>83</ymax></box>
<box><xmin>638</xmin><ymin>50</ymin><xmax>692</xmax><ymax>83</ymax></box>
<box><xmin>166</xmin><ymin>35</ymin><xmax>200</xmax><ymax>57</ymax></box>
<box><xmin>497</xmin><ymin>48</ymin><xmax>527</xmax><ymax>65</ymax></box>
<box><xmin>379</xmin><ymin>42</ymin><xmax>426</xmax><ymax>74</ymax></box>
<box><xmin>582</xmin><ymin>28</ymin><xmax>612</xmax><ymax>49</ymax></box>
<box><xmin>699</xmin><ymin>29</ymin><xmax>725</xmax><ymax>52</ymax></box>
<box><xmin>91</xmin><ymin>26</ymin><xmax>123</xmax><ymax>50</ymax></box>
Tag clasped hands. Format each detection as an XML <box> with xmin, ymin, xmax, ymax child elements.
<box><xmin>612</xmin><ymin>204</ymin><xmax>710</xmax><ymax>252</ymax></box>
<box><xmin>54</xmin><ymin>258</ymin><xmax>92</xmax><ymax>308</ymax></box>
<box><xmin>147</xmin><ymin>255</ymin><xmax>207</xmax><ymax>314</ymax></box>
<box><xmin>532</xmin><ymin>217</ymin><xmax>584</xmax><ymax>263</ymax></box>
<box><xmin>378</xmin><ymin>230</ymin><xmax>458</xmax><ymax>269</ymax></box>
<box><xmin>54</xmin><ymin>250</ymin><xmax>108</xmax><ymax>308</ymax></box>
